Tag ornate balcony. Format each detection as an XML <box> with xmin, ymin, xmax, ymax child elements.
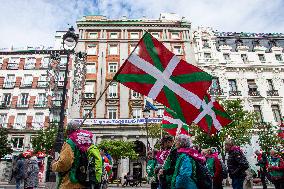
<box><xmin>0</xmin><ymin>101</ymin><xmax>10</xmax><ymax>109</ymax></box>
<box><xmin>82</xmin><ymin>93</ymin><xmax>96</xmax><ymax>100</ymax></box>
<box><xmin>248</xmin><ymin>90</ymin><xmax>260</xmax><ymax>96</ymax></box>
<box><xmin>229</xmin><ymin>91</ymin><xmax>242</xmax><ymax>96</ymax></box>
<box><xmin>7</xmin><ymin>63</ymin><xmax>19</xmax><ymax>69</ymax></box>
<box><xmin>16</xmin><ymin>103</ymin><xmax>29</xmax><ymax>108</ymax></box>
<box><xmin>267</xmin><ymin>90</ymin><xmax>279</xmax><ymax>96</ymax></box>
<box><xmin>209</xmin><ymin>88</ymin><xmax>224</xmax><ymax>96</ymax></box>
<box><xmin>37</xmin><ymin>81</ymin><xmax>48</xmax><ymax>88</ymax></box>
<box><xmin>51</xmin><ymin>100</ymin><xmax>62</xmax><ymax>108</ymax></box>
<box><xmin>24</xmin><ymin>63</ymin><xmax>35</xmax><ymax>70</ymax></box>
<box><xmin>20</xmin><ymin>83</ymin><xmax>32</xmax><ymax>88</ymax></box>
<box><xmin>34</xmin><ymin>102</ymin><xmax>47</xmax><ymax>108</ymax></box>
<box><xmin>3</xmin><ymin>82</ymin><xmax>15</xmax><ymax>89</ymax></box>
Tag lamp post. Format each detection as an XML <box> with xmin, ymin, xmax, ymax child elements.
<box><xmin>54</xmin><ymin>26</ymin><xmax>78</xmax><ymax>153</ymax></box>
<box><xmin>143</xmin><ymin>108</ymin><xmax>150</xmax><ymax>157</ymax></box>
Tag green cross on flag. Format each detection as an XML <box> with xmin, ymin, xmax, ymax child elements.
<box><xmin>114</xmin><ymin>32</ymin><xmax>213</xmax><ymax>127</ymax></box>
<box><xmin>193</xmin><ymin>94</ymin><xmax>232</xmax><ymax>135</ymax></box>
<box><xmin>162</xmin><ymin>107</ymin><xmax>192</xmax><ymax>136</ymax></box>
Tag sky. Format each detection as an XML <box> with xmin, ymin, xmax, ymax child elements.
<box><xmin>0</xmin><ymin>0</ymin><xmax>283</xmax><ymax>48</ymax></box>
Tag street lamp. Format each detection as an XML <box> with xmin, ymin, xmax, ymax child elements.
<box><xmin>54</xmin><ymin>26</ymin><xmax>78</xmax><ymax>153</ymax></box>
<box><xmin>143</xmin><ymin>108</ymin><xmax>150</xmax><ymax>156</ymax></box>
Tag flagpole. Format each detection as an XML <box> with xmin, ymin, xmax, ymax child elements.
<box><xmin>80</xmin><ymin>79</ymin><xmax>115</xmax><ymax>126</ymax></box>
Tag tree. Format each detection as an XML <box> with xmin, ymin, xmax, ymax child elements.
<box><xmin>31</xmin><ymin>126</ymin><xmax>58</xmax><ymax>154</ymax></box>
<box><xmin>98</xmin><ymin>140</ymin><xmax>138</xmax><ymax>160</ymax></box>
<box><xmin>0</xmin><ymin>128</ymin><xmax>13</xmax><ymax>160</ymax></box>
<box><xmin>256</xmin><ymin>122</ymin><xmax>281</xmax><ymax>153</ymax></box>
<box><xmin>192</xmin><ymin>99</ymin><xmax>257</xmax><ymax>159</ymax></box>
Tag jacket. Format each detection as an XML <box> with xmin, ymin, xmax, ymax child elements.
<box><xmin>171</xmin><ymin>153</ymin><xmax>197</xmax><ymax>189</ymax></box>
<box><xmin>267</xmin><ymin>155</ymin><xmax>284</xmax><ymax>181</ymax></box>
<box><xmin>227</xmin><ymin>146</ymin><xmax>249</xmax><ymax>178</ymax></box>
<box><xmin>87</xmin><ymin>144</ymin><xmax>102</xmax><ymax>183</ymax></box>
<box><xmin>15</xmin><ymin>158</ymin><xmax>25</xmax><ymax>180</ymax></box>
<box><xmin>24</xmin><ymin>156</ymin><xmax>39</xmax><ymax>188</ymax></box>
<box><xmin>146</xmin><ymin>159</ymin><xmax>158</xmax><ymax>183</ymax></box>
<box><xmin>160</xmin><ymin>148</ymin><xmax>178</xmax><ymax>189</ymax></box>
<box><xmin>206</xmin><ymin>153</ymin><xmax>222</xmax><ymax>184</ymax></box>
<box><xmin>52</xmin><ymin>142</ymin><xmax>85</xmax><ymax>189</ymax></box>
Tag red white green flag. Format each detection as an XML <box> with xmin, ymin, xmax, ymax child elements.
<box><xmin>278</xmin><ymin>118</ymin><xmax>284</xmax><ymax>139</ymax></box>
<box><xmin>162</xmin><ymin>107</ymin><xmax>192</xmax><ymax>136</ymax></box>
<box><xmin>114</xmin><ymin>32</ymin><xmax>212</xmax><ymax>126</ymax></box>
<box><xmin>193</xmin><ymin>94</ymin><xmax>232</xmax><ymax>135</ymax></box>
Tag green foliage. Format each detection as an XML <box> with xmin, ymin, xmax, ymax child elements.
<box><xmin>192</xmin><ymin>99</ymin><xmax>257</xmax><ymax>158</ymax></box>
<box><xmin>147</xmin><ymin>123</ymin><xmax>167</xmax><ymax>139</ymax></box>
<box><xmin>0</xmin><ymin>128</ymin><xmax>13</xmax><ymax>159</ymax></box>
<box><xmin>31</xmin><ymin>126</ymin><xmax>58</xmax><ymax>154</ymax></box>
<box><xmin>98</xmin><ymin>140</ymin><xmax>138</xmax><ymax>160</ymax></box>
<box><xmin>256</xmin><ymin>122</ymin><xmax>281</xmax><ymax>153</ymax></box>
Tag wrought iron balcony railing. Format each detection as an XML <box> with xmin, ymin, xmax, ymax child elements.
<box><xmin>82</xmin><ymin>93</ymin><xmax>95</xmax><ymax>99</ymax></box>
<box><xmin>229</xmin><ymin>91</ymin><xmax>242</xmax><ymax>96</ymax></box>
<box><xmin>7</xmin><ymin>63</ymin><xmax>19</xmax><ymax>69</ymax></box>
<box><xmin>3</xmin><ymin>82</ymin><xmax>16</xmax><ymax>88</ymax></box>
<box><xmin>248</xmin><ymin>90</ymin><xmax>260</xmax><ymax>96</ymax></box>
<box><xmin>37</xmin><ymin>81</ymin><xmax>48</xmax><ymax>88</ymax></box>
<box><xmin>0</xmin><ymin>101</ymin><xmax>10</xmax><ymax>109</ymax></box>
<box><xmin>267</xmin><ymin>90</ymin><xmax>279</xmax><ymax>96</ymax></box>
<box><xmin>34</xmin><ymin>102</ymin><xmax>47</xmax><ymax>108</ymax></box>
<box><xmin>209</xmin><ymin>88</ymin><xmax>224</xmax><ymax>96</ymax></box>
<box><xmin>16</xmin><ymin>103</ymin><xmax>29</xmax><ymax>108</ymax></box>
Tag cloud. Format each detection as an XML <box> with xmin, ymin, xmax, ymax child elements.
<box><xmin>0</xmin><ymin>0</ymin><xmax>283</xmax><ymax>48</ymax></box>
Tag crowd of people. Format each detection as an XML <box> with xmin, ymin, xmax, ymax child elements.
<box><xmin>146</xmin><ymin>134</ymin><xmax>284</xmax><ymax>189</ymax></box>
<box><xmin>10</xmin><ymin>153</ymin><xmax>39</xmax><ymax>189</ymax></box>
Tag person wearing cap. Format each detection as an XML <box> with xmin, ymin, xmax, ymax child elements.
<box><xmin>52</xmin><ymin>121</ymin><xmax>93</xmax><ymax>189</ymax></box>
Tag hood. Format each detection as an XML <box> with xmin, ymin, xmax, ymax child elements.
<box><xmin>178</xmin><ymin>148</ymin><xmax>206</xmax><ymax>163</ymax></box>
<box><xmin>69</xmin><ymin>130</ymin><xmax>93</xmax><ymax>152</ymax></box>
<box><xmin>230</xmin><ymin>146</ymin><xmax>242</xmax><ymax>153</ymax></box>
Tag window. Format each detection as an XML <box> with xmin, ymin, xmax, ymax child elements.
<box><xmin>109</xmin><ymin>44</ymin><xmax>118</xmax><ymax>55</ymax></box>
<box><xmin>152</xmin><ymin>32</ymin><xmax>160</xmax><ymax>39</ymax></box>
<box><xmin>202</xmin><ymin>40</ymin><xmax>210</xmax><ymax>48</ymax></box>
<box><xmin>173</xmin><ymin>46</ymin><xmax>183</xmax><ymax>55</ymax></box>
<box><xmin>130</xmin><ymin>32</ymin><xmax>139</xmax><ymax>39</ymax></box>
<box><xmin>4</xmin><ymin>75</ymin><xmax>15</xmax><ymax>88</ymax></box>
<box><xmin>132</xmin><ymin>90</ymin><xmax>141</xmax><ymax>99</ymax></box>
<box><xmin>132</xmin><ymin>108</ymin><xmax>142</xmax><ymax>118</ymax></box>
<box><xmin>89</xmin><ymin>32</ymin><xmax>98</xmax><ymax>39</ymax></box>
<box><xmin>0</xmin><ymin>114</ymin><xmax>7</xmax><ymax>128</ymax></box>
<box><xmin>171</xmin><ymin>32</ymin><xmax>180</xmax><ymax>39</ymax></box>
<box><xmin>223</xmin><ymin>53</ymin><xmax>230</xmax><ymax>60</ymax></box>
<box><xmin>51</xmin><ymin>110</ymin><xmax>60</xmax><ymax>123</ymax></box>
<box><xmin>107</xmin><ymin>107</ymin><xmax>117</xmax><ymax>119</ymax></box>
<box><xmin>58</xmin><ymin>72</ymin><xmax>65</xmax><ymax>86</ymax></box>
<box><xmin>60</xmin><ymin>57</ymin><xmax>67</xmax><ymax>68</ymax></box>
<box><xmin>84</xmin><ymin>82</ymin><xmax>95</xmax><ymax>93</ymax></box>
<box><xmin>275</xmin><ymin>54</ymin><xmax>283</xmax><ymax>61</ymax></box>
<box><xmin>33</xmin><ymin>113</ymin><xmax>44</xmax><ymax>129</ymax></box>
<box><xmin>157</xmin><ymin>109</ymin><xmax>164</xmax><ymax>117</ymax></box>
<box><xmin>272</xmin><ymin>105</ymin><xmax>282</xmax><ymax>123</ymax></box>
<box><xmin>253</xmin><ymin>105</ymin><xmax>264</xmax><ymax>123</ymax></box>
<box><xmin>86</xmin><ymin>64</ymin><xmax>96</xmax><ymax>74</ymax></box>
<box><xmin>21</xmin><ymin>74</ymin><xmax>33</xmax><ymax>87</ymax></box>
<box><xmin>11</xmin><ymin>137</ymin><xmax>24</xmax><ymax>150</ymax></box>
<box><xmin>258</xmin><ymin>54</ymin><xmax>266</xmax><ymax>62</ymax></box>
<box><xmin>41</xmin><ymin>57</ymin><xmax>49</xmax><ymax>68</ymax></box>
<box><xmin>228</xmin><ymin>79</ymin><xmax>238</xmax><ymax>92</ymax></box>
<box><xmin>211</xmin><ymin>78</ymin><xmax>220</xmax><ymax>90</ymax></box>
<box><xmin>204</xmin><ymin>53</ymin><xmax>212</xmax><ymax>59</ymax></box>
<box><xmin>36</xmin><ymin>93</ymin><xmax>46</xmax><ymax>106</ymax></box>
<box><xmin>1</xmin><ymin>93</ymin><xmax>11</xmax><ymax>107</ymax></box>
<box><xmin>24</xmin><ymin>57</ymin><xmax>36</xmax><ymax>69</ymax></box>
<box><xmin>18</xmin><ymin>93</ymin><xmax>29</xmax><ymax>107</ymax></box>
<box><xmin>8</xmin><ymin>57</ymin><xmax>20</xmax><ymax>69</ymax></box>
<box><xmin>87</xmin><ymin>45</ymin><xmax>97</xmax><ymax>55</ymax></box>
<box><xmin>110</xmin><ymin>32</ymin><xmax>118</xmax><ymax>39</ymax></box>
<box><xmin>15</xmin><ymin>113</ymin><xmax>26</xmax><ymax>129</ymax></box>
<box><xmin>130</xmin><ymin>44</ymin><xmax>136</xmax><ymax>53</ymax></box>
<box><xmin>38</xmin><ymin>74</ymin><xmax>48</xmax><ymax>87</ymax></box>
<box><xmin>247</xmin><ymin>79</ymin><xmax>258</xmax><ymax>93</ymax></box>
<box><xmin>108</xmin><ymin>82</ymin><xmax>118</xmax><ymax>98</ymax></box>
<box><xmin>241</xmin><ymin>54</ymin><xmax>248</xmax><ymax>63</ymax></box>
<box><xmin>0</xmin><ymin>57</ymin><xmax>3</xmax><ymax>68</ymax></box>
<box><xmin>267</xmin><ymin>79</ymin><xmax>274</xmax><ymax>91</ymax></box>
<box><xmin>108</xmin><ymin>62</ymin><xmax>118</xmax><ymax>73</ymax></box>
<box><xmin>83</xmin><ymin>109</ymin><xmax>94</xmax><ymax>118</ymax></box>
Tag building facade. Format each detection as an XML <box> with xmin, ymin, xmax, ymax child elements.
<box><xmin>0</xmin><ymin>48</ymin><xmax>76</xmax><ymax>181</ymax></box>
<box><xmin>73</xmin><ymin>13</ymin><xmax>194</xmax><ymax>179</ymax></box>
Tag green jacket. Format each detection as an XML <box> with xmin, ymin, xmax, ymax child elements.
<box><xmin>146</xmin><ymin>159</ymin><xmax>157</xmax><ymax>182</ymax></box>
<box><xmin>268</xmin><ymin>156</ymin><xmax>284</xmax><ymax>180</ymax></box>
<box><xmin>88</xmin><ymin>144</ymin><xmax>103</xmax><ymax>183</ymax></box>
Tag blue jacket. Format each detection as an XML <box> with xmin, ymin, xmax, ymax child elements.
<box><xmin>173</xmin><ymin>153</ymin><xmax>197</xmax><ymax>189</ymax></box>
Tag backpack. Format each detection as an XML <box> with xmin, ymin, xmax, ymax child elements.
<box><xmin>191</xmin><ymin>158</ymin><xmax>213</xmax><ymax>189</ymax></box>
<box><xmin>66</xmin><ymin>139</ymin><xmax>96</xmax><ymax>187</ymax></box>
<box><xmin>220</xmin><ymin>159</ymin><xmax>228</xmax><ymax>179</ymax></box>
